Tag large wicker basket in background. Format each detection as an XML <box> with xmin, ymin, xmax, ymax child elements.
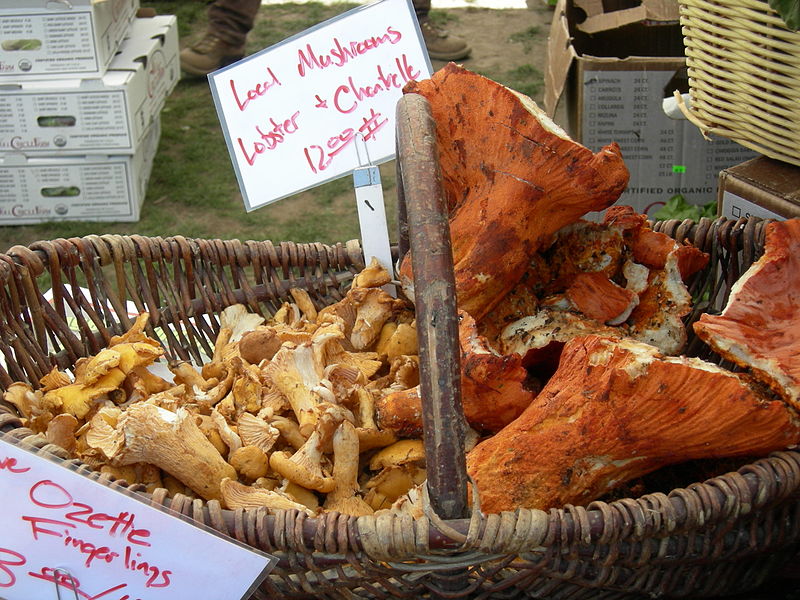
<box><xmin>678</xmin><ymin>0</ymin><xmax>800</xmax><ymax>166</ymax></box>
<box><xmin>1</xmin><ymin>97</ymin><xmax>800</xmax><ymax>598</ymax></box>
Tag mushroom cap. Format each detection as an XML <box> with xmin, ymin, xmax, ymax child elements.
<box><xmin>353</xmin><ymin>257</ymin><xmax>392</xmax><ymax>288</ymax></box>
<box><xmin>228</xmin><ymin>445</ymin><xmax>270</xmax><ymax>482</ymax></box>
<box><xmin>693</xmin><ymin>219</ymin><xmax>800</xmax><ymax>406</ymax></box>
<box><xmin>369</xmin><ymin>439</ymin><xmax>426</xmax><ymax>471</ymax></box>
<box><xmin>45</xmin><ymin>413</ymin><xmax>79</xmax><ymax>455</ymax></box>
<box><xmin>239</xmin><ymin>327</ymin><xmax>282</xmax><ymax>364</ymax></box>
<box><xmin>220</xmin><ymin>304</ymin><xmax>266</xmax><ymax>343</ymax></box>
<box><xmin>237</xmin><ymin>412</ymin><xmax>280</xmax><ymax>454</ymax></box>
<box><xmin>220</xmin><ymin>478</ymin><xmax>314</xmax><ymax>514</ymax></box>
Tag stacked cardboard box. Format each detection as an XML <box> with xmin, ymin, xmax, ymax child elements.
<box><xmin>0</xmin><ymin>2</ymin><xmax>179</xmax><ymax>224</ymax></box>
<box><xmin>718</xmin><ymin>156</ymin><xmax>800</xmax><ymax>221</ymax></box>
<box><xmin>544</xmin><ymin>0</ymin><xmax>759</xmax><ymax>219</ymax></box>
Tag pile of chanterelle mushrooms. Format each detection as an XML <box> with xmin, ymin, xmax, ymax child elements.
<box><xmin>4</xmin><ymin>65</ymin><xmax>799</xmax><ymax>517</ymax></box>
<box><xmin>5</xmin><ymin>259</ymin><xmax>430</xmax><ymax>516</ymax></box>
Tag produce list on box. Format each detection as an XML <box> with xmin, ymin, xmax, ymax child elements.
<box><xmin>0</xmin><ymin>159</ymin><xmax>135</xmax><ymax>221</ymax></box>
<box><xmin>0</xmin><ymin>90</ymin><xmax>132</xmax><ymax>153</ymax></box>
<box><xmin>0</xmin><ymin>116</ymin><xmax>161</xmax><ymax>225</ymax></box>
<box><xmin>209</xmin><ymin>0</ymin><xmax>432</xmax><ymax>211</ymax></box>
<box><xmin>0</xmin><ymin>12</ymin><xmax>96</xmax><ymax>71</ymax></box>
<box><xmin>0</xmin><ymin>434</ymin><xmax>275</xmax><ymax>600</ymax></box>
<box><xmin>0</xmin><ymin>0</ymin><xmax>138</xmax><ymax>79</ymax></box>
<box><xmin>580</xmin><ymin>68</ymin><xmax>757</xmax><ymax>216</ymax></box>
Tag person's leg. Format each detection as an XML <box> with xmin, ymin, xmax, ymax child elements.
<box><xmin>413</xmin><ymin>0</ymin><xmax>471</xmax><ymax>62</ymax></box>
<box><xmin>180</xmin><ymin>0</ymin><xmax>262</xmax><ymax>76</ymax></box>
<box><xmin>207</xmin><ymin>0</ymin><xmax>262</xmax><ymax>46</ymax></box>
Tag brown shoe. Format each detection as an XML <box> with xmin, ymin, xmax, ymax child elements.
<box><xmin>419</xmin><ymin>16</ymin><xmax>471</xmax><ymax>61</ymax></box>
<box><xmin>180</xmin><ymin>32</ymin><xmax>245</xmax><ymax>76</ymax></box>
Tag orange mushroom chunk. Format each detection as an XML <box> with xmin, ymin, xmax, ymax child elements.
<box><xmin>467</xmin><ymin>334</ymin><xmax>800</xmax><ymax>513</ymax></box>
<box><xmin>565</xmin><ymin>272</ymin><xmax>639</xmax><ymax>325</ymax></box>
<box><xmin>693</xmin><ymin>219</ymin><xmax>800</xmax><ymax>407</ymax></box>
<box><xmin>400</xmin><ymin>63</ymin><xmax>630</xmax><ymax>321</ymax></box>
<box><xmin>603</xmin><ymin>205</ymin><xmax>709</xmax><ymax>280</ymax></box>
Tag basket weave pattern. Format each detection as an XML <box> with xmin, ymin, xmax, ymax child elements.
<box><xmin>0</xmin><ymin>217</ymin><xmax>799</xmax><ymax>599</ymax></box>
<box><xmin>678</xmin><ymin>0</ymin><xmax>800</xmax><ymax>166</ymax></box>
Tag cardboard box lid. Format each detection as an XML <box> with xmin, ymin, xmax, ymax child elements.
<box><xmin>719</xmin><ymin>156</ymin><xmax>800</xmax><ymax>215</ymax></box>
<box><xmin>574</xmin><ymin>0</ymin><xmax>678</xmax><ymax>34</ymax></box>
<box><xmin>544</xmin><ymin>0</ymin><xmax>575</xmax><ymax>116</ymax></box>
<box><xmin>113</xmin><ymin>14</ymin><xmax>177</xmax><ymax>66</ymax></box>
<box><xmin>544</xmin><ymin>0</ymin><xmax>680</xmax><ymax>116</ymax></box>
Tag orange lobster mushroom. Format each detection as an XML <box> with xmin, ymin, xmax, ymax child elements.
<box><xmin>399</xmin><ymin>63</ymin><xmax>630</xmax><ymax>321</ymax></box>
<box><xmin>694</xmin><ymin>219</ymin><xmax>800</xmax><ymax>407</ymax></box>
<box><xmin>466</xmin><ymin>334</ymin><xmax>800</xmax><ymax>513</ymax></box>
<box><xmin>603</xmin><ymin>206</ymin><xmax>709</xmax><ymax>280</ymax></box>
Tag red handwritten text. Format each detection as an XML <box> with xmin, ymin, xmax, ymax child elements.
<box><xmin>297</xmin><ymin>27</ymin><xmax>402</xmax><ymax>76</ymax></box>
<box><xmin>64</xmin><ymin>531</ymin><xmax>120</xmax><ymax>568</ymax></box>
<box><xmin>124</xmin><ymin>546</ymin><xmax>172</xmax><ymax>588</ymax></box>
<box><xmin>27</xmin><ymin>480</ymin><xmax>151</xmax><ymax>546</ymax></box>
<box><xmin>238</xmin><ymin>110</ymin><xmax>302</xmax><ymax>166</ymax></box>
<box><xmin>230</xmin><ymin>66</ymin><xmax>281</xmax><ymax>112</ymax></box>
<box><xmin>0</xmin><ymin>455</ymin><xmax>30</xmax><ymax>474</ymax></box>
<box><xmin>333</xmin><ymin>54</ymin><xmax>420</xmax><ymax>114</ymax></box>
<box><xmin>304</xmin><ymin>108</ymin><xmax>388</xmax><ymax>174</ymax></box>
<box><xmin>28</xmin><ymin>567</ymin><xmax>135</xmax><ymax>600</ymax></box>
<box><xmin>0</xmin><ymin>547</ymin><xmax>25</xmax><ymax>587</ymax></box>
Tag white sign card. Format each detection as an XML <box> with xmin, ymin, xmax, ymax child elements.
<box><xmin>0</xmin><ymin>435</ymin><xmax>276</xmax><ymax>600</ymax></box>
<box><xmin>208</xmin><ymin>0</ymin><xmax>433</xmax><ymax>211</ymax></box>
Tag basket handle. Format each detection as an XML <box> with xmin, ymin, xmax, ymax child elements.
<box><xmin>394</xmin><ymin>93</ymin><xmax>469</xmax><ymax>520</ymax></box>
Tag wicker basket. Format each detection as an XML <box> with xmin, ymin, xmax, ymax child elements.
<box><xmin>678</xmin><ymin>0</ymin><xmax>800</xmax><ymax>166</ymax></box>
<box><xmin>1</xmin><ymin>96</ymin><xmax>800</xmax><ymax>599</ymax></box>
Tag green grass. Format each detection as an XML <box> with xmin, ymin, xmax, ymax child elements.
<box><xmin>509</xmin><ymin>25</ymin><xmax>541</xmax><ymax>52</ymax></box>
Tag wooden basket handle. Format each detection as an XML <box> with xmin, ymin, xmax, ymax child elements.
<box><xmin>395</xmin><ymin>93</ymin><xmax>469</xmax><ymax>520</ymax></box>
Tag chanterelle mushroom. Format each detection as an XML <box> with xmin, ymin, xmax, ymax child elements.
<box><xmin>269</xmin><ymin>428</ymin><xmax>335</xmax><ymax>493</ymax></box>
<box><xmin>323</xmin><ymin>421</ymin><xmax>373</xmax><ymax>516</ymax></box>
<box><xmin>44</xmin><ymin>340</ymin><xmax>163</xmax><ymax>420</ymax></box>
<box><xmin>90</xmin><ymin>402</ymin><xmax>236</xmax><ymax>501</ymax></box>
<box><xmin>467</xmin><ymin>334</ymin><xmax>800</xmax><ymax>513</ymax></box>
<box><xmin>220</xmin><ymin>478</ymin><xmax>314</xmax><ymax>515</ymax></box>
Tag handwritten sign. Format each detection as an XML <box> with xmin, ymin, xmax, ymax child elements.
<box><xmin>208</xmin><ymin>0</ymin><xmax>432</xmax><ymax>211</ymax></box>
<box><xmin>0</xmin><ymin>435</ymin><xmax>275</xmax><ymax>600</ymax></box>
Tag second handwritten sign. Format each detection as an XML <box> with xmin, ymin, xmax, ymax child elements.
<box><xmin>209</xmin><ymin>0</ymin><xmax>433</xmax><ymax>211</ymax></box>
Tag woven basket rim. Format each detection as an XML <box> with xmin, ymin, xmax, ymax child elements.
<box><xmin>679</xmin><ymin>0</ymin><xmax>800</xmax><ymax>166</ymax></box>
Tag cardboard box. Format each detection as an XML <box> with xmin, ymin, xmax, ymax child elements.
<box><xmin>0</xmin><ymin>0</ymin><xmax>139</xmax><ymax>81</ymax></box>
<box><xmin>0</xmin><ymin>115</ymin><xmax>160</xmax><ymax>224</ymax></box>
<box><xmin>544</xmin><ymin>0</ymin><xmax>758</xmax><ymax>218</ymax></box>
<box><xmin>718</xmin><ymin>156</ymin><xmax>800</xmax><ymax>221</ymax></box>
<box><xmin>0</xmin><ymin>15</ymin><xmax>178</xmax><ymax>156</ymax></box>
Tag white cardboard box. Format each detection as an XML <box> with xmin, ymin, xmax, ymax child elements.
<box><xmin>544</xmin><ymin>0</ymin><xmax>758</xmax><ymax>219</ymax></box>
<box><xmin>0</xmin><ymin>0</ymin><xmax>139</xmax><ymax>81</ymax></box>
<box><xmin>0</xmin><ymin>15</ymin><xmax>178</xmax><ymax>155</ymax></box>
<box><xmin>0</xmin><ymin>115</ymin><xmax>160</xmax><ymax>224</ymax></box>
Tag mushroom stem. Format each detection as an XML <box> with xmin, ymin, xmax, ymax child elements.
<box><xmin>324</xmin><ymin>421</ymin><xmax>373</xmax><ymax>516</ymax></box>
